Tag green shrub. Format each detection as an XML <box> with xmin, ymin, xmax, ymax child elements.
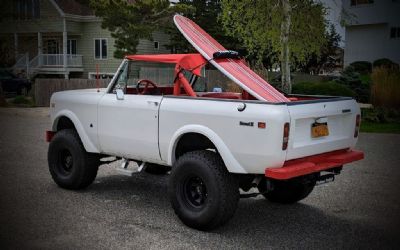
<box><xmin>362</xmin><ymin>107</ymin><xmax>400</xmax><ymax>123</ymax></box>
<box><xmin>292</xmin><ymin>81</ymin><xmax>355</xmax><ymax>97</ymax></box>
<box><xmin>11</xmin><ymin>96</ymin><xmax>34</xmax><ymax>106</ymax></box>
<box><xmin>349</xmin><ymin>61</ymin><xmax>372</xmax><ymax>74</ymax></box>
<box><xmin>334</xmin><ymin>67</ymin><xmax>371</xmax><ymax>103</ymax></box>
<box><xmin>371</xmin><ymin>67</ymin><xmax>400</xmax><ymax>109</ymax></box>
<box><xmin>373</xmin><ymin>58</ymin><xmax>399</xmax><ymax>69</ymax></box>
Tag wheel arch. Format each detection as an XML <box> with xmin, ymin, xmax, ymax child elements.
<box><xmin>52</xmin><ymin>110</ymin><xmax>99</xmax><ymax>153</ymax></box>
<box><xmin>167</xmin><ymin>125</ymin><xmax>247</xmax><ymax>173</ymax></box>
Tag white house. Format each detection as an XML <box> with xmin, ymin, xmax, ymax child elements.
<box><xmin>343</xmin><ymin>0</ymin><xmax>400</xmax><ymax>66</ymax></box>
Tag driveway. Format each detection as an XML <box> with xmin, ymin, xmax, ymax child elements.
<box><xmin>0</xmin><ymin>108</ymin><xmax>399</xmax><ymax>249</ymax></box>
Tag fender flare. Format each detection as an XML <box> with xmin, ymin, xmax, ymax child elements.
<box><xmin>167</xmin><ymin>124</ymin><xmax>247</xmax><ymax>173</ymax></box>
<box><xmin>52</xmin><ymin>109</ymin><xmax>100</xmax><ymax>153</ymax></box>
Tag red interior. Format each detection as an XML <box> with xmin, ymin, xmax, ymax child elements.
<box><xmin>126</xmin><ymin>85</ymin><xmax>320</xmax><ymax>102</ymax></box>
<box><xmin>126</xmin><ymin>86</ymin><xmax>258</xmax><ymax>100</ymax></box>
<box><xmin>123</xmin><ymin>55</ymin><xmax>325</xmax><ymax>102</ymax></box>
<box><xmin>126</xmin><ymin>86</ymin><xmax>174</xmax><ymax>95</ymax></box>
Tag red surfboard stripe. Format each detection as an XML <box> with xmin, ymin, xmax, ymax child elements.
<box><xmin>175</xmin><ymin>16</ymin><xmax>286</xmax><ymax>102</ymax></box>
<box><xmin>176</xmin><ymin>18</ymin><xmax>287</xmax><ymax>102</ymax></box>
<box><xmin>174</xmin><ymin>17</ymin><xmax>284</xmax><ymax>101</ymax></box>
<box><xmin>174</xmin><ymin>15</ymin><xmax>289</xmax><ymax>102</ymax></box>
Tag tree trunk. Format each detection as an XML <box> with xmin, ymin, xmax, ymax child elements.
<box><xmin>280</xmin><ymin>0</ymin><xmax>291</xmax><ymax>94</ymax></box>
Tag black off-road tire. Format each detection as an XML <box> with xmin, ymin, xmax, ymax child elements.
<box><xmin>144</xmin><ymin>163</ymin><xmax>171</xmax><ymax>175</ymax></box>
<box><xmin>169</xmin><ymin>150</ymin><xmax>239</xmax><ymax>231</ymax></box>
<box><xmin>258</xmin><ymin>177</ymin><xmax>316</xmax><ymax>204</ymax></box>
<box><xmin>48</xmin><ymin>129</ymin><xmax>99</xmax><ymax>190</ymax></box>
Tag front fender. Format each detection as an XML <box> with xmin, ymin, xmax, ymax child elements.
<box><xmin>52</xmin><ymin>109</ymin><xmax>100</xmax><ymax>153</ymax></box>
<box><xmin>167</xmin><ymin>125</ymin><xmax>247</xmax><ymax>173</ymax></box>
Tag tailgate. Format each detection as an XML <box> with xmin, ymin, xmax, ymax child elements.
<box><xmin>286</xmin><ymin>98</ymin><xmax>360</xmax><ymax>160</ymax></box>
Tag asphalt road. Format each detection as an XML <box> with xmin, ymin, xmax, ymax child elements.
<box><xmin>0</xmin><ymin>108</ymin><xmax>399</xmax><ymax>249</ymax></box>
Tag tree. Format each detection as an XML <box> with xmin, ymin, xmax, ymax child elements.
<box><xmin>164</xmin><ymin>0</ymin><xmax>240</xmax><ymax>53</ymax></box>
<box><xmin>91</xmin><ymin>0</ymin><xmax>190</xmax><ymax>58</ymax></box>
<box><xmin>221</xmin><ymin>0</ymin><xmax>327</xmax><ymax>93</ymax></box>
<box><xmin>299</xmin><ymin>24</ymin><xmax>341</xmax><ymax>73</ymax></box>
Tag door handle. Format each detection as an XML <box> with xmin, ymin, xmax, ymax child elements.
<box><xmin>147</xmin><ymin>101</ymin><xmax>159</xmax><ymax>106</ymax></box>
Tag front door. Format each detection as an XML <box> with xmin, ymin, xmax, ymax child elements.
<box><xmin>97</xmin><ymin>61</ymin><xmax>162</xmax><ymax>162</ymax></box>
<box><xmin>44</xmin><ymin>39</ymin><xmax>60</xmax><ymax>54</ymax></box>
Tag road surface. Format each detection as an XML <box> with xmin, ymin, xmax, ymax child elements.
<box><xmin>0</xmin><ymin>108</ymin><xmax>399</xmax><ymax>249</ymax></box>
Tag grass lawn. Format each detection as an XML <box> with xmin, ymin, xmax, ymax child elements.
<box><xmin>360</xmin><ymin>121</ymin><xmax>400</xmax><ymax>134</ymax></box>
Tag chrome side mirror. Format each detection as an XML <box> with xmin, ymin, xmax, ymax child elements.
<box><xmin>116</xmin><ymin>89</ymin><xmax>124</xmax><ymax>100</ymax></box>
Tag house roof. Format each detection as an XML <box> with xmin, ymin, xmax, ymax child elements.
<box><xmin>54</xmin><ymin>0</ymin><xmax>94</xmax><ymax>16</ymax></box>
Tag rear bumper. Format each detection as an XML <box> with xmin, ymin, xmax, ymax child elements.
<box><xmin>265</xmin><ymin>149</ymin><xmax>364</xmax><ymax>180</ymax></box>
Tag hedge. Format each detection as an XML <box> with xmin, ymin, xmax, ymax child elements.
<box><xmin>349</xmin><ymin>61</ymin><xmax>372</xmax><ymax>74</ymax></box>
<box><xmin>292</xmin><ymin>81</ymin><xmax>356</xmax><ymax>97</ymax></box>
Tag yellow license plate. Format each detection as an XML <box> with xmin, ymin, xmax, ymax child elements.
<box><xmin>311</xmin><ymin>123</ymin><xmax>329</xmax><ymax>138</ymax></box>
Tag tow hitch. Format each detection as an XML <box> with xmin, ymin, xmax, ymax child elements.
<box><xmin>316</xmin><ymin>173</ymin><xmax>335</xmax><ymax>186</ymax></box>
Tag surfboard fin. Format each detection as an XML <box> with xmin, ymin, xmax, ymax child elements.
<box><xmin>212</xmin><ymin>50</ymin><xmax>241</xmax><ymax>60</ymax></box>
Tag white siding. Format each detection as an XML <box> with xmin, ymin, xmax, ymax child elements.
<box><xmin>343</xmin><ymin>0</ymin><xmax>400</xmax><ymax>65</ymax></box>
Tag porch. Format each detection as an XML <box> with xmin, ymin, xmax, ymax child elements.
<box><xmin>14</xmin><ymin>53</ymin><xmax>83</xmax><ymax>77</ymax></box>
<box><xmin>12</xmin><ymin>32</ymin><xmax>84</xmax><ymax>78</ymax></box>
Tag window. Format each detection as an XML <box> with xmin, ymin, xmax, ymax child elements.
<box><xmin>109</xmin><ymin>61</ymin><xmax>176</xmax><ymax>95</ymax></box>
<box><xmin>67</xmin><ymin>40</ymin><xmax>77</xmax><ymax>55</ymax></box>
<box><xmin>95</xmin><ymin>39</ymin><xmax>107</xmax><ymax>59</ymax></box>
<box><xmin>14</xmin><ymin>0</ymin><xmax>40</xmax><ymax>20</ymax></box>
<box><xmin>351</xmin><ymin>0</ymin><xmax>374</xmax><ymax>6</ymax></box>
<box><xmin>154</xmin><ymin>41</ymin><xmax>159</xmax><ymax>49</ymax></box>
<box><xmin>390</xmin><ymin>27</ymin><xmax>400</xmax><ymax>39</ymax></box>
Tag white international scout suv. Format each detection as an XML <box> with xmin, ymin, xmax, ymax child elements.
<box><xmin>46</xmin><ymin>15</ymin><xmax>364</xmax><ymax>230</ymax></box>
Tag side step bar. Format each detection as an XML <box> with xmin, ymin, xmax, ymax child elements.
<box><xmin>117</xmin><ymin>159</ymin><xmax>146</xmax><ymax>176</ymax></box>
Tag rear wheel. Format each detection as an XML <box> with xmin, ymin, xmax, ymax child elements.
<box><xmin>258</xmin><ymin>176</ymin><xmax>316</xmax><ymax>204</ymax></box>
<box><xmin>48</xmin><ymin>129</ymin><xmax>99</xmax><ymax>190</ymax></box>
<box><xmin>169</xmin><ymin>150</ymin><xmax>239</xmax><ymax>230</ymax></box>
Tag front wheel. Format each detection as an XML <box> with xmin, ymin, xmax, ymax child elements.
<box><xmin>258</xmin><ymin>176</ymin><xmax>316</xmax><ymax>204</ymax></box>
<box><xmin>48</xmin><ymin>129</ymin><xmax>99</xmax><ymax>190</ymax></box>
<box><xmin>169</xmin><ymin>150</ymin><xmax>239</xmax><ymax>230</ymax></box>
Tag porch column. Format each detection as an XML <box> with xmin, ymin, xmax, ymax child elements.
<box><xmin>37</xmin><ymin>32</ymin><xmax>42</xmax><ymax>67</ymax></box>
<box><xmin>14</xmin><ymin>33</ymin><xmax>18</xmax><ymax>60</ymax></box>
<box><xmin>63</xmin><ymin>18</ymin><xmax>68</xmax><ymax>79</ymax></box>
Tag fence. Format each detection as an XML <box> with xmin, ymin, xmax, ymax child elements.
<box><xmin>34</xmin><ymin>78</ymin><xmax>110</xmax><ymax>107</ymax></box>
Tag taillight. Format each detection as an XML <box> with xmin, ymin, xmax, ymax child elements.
<box><xmin>354</xmin><ymin>114</ymin><xmax>361</xmax><ymax>137</ymax></box>
<box><xmin>282</xmin><ymin>122</ymin><xmax>290</xmax><ymax>150</ymax></box>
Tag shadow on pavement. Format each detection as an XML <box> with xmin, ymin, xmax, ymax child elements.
<box><xmin>80</xmin><ymin>171</ymin><xmax>398</xmax><ymax>249</ymax></box>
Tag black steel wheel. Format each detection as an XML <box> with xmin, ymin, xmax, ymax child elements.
<box><xmin>182</xmin><ymin>176</ymin><xmax>207</xmax><ymax>208</ymax></box>
<box><xmin>48</xmin><ymin>129</ymin><xmax>99</xmax><ymax>190</ymax></box>
<box><xmin>169</xmin><ymin>150</ymin><xmax>239</xmax><ymax>230</ymax></box>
